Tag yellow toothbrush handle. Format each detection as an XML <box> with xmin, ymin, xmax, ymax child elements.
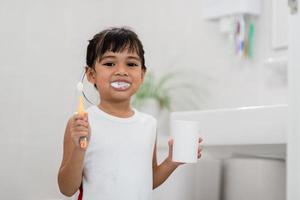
<box><xmin>77</xmin><ymin>95</ymin><xmax>87</xmax><ymax>149</ymax></box>
<box><xmin>77</xmin><ymin>96</ymin><xmax>85</xmax><ymax>115</ymax></box>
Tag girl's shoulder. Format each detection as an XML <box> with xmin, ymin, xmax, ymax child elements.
<box><xmin>135</xmin><ymin>110</ymin><xmax>157</xmax><ymax>124</ymax></box>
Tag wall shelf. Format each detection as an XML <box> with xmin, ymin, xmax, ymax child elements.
<box><xmin>202</xmin><ymin>0</ymin><xmax>261</xmax><ymax>19</ymax></box>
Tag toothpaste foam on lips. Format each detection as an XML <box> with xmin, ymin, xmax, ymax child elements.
<box><xmin>111</xmin><ymin>81</ymin><xmax>131</xmax><ymax>90</ymax></box>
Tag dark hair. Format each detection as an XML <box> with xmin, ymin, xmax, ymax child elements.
<box><xmin>86</xmin><ymin>27</ymin><xmax>146</xmax><ymax>71</ymax></box>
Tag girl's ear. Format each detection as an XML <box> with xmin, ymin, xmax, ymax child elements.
<box><xmin>86</xmin><ymin>66</ymin><xmax>96</xmax><ymax>84</ymax></box>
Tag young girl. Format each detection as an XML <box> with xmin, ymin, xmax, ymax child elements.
<box><xmin>58</xmin><ymin>27</ymin><xmax>203</xmax><ymax>200</ymax></box>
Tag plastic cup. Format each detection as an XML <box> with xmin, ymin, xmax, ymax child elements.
<box><xmin>171</xmin><ymin>120</ymin><xmax>200</xmax><ymax>163</ymax></box>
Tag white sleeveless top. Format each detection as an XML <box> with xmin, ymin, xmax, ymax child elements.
<box><xmin>82</xmin><ymin>106</ymin><xmax>157</xmax><ymax>200</ymax></box>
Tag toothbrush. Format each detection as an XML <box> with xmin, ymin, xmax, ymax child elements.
<box><xmin>248</xmin><ymin>21</ymin><xmax>255</xmax><ymax>58</ymax></box>
<box><xmin>236</xmin><ymin>15</ymin><xmax>245</xmax><ymax>58</ymax></box>
<box><xmin>77</xmin><ymin>82</ymin><xmax>88</xmax><ymax>149</ymax></box>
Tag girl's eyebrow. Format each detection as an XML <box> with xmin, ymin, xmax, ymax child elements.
<box><xmin>100</xmin><ymin>55</ymin><xmax>116</xmax><ymax>60</ymax></box>
<box><xmin>127</xmin><ymin>56</ymin><xmax>141</xmax><ymax>61</ymax></box>
<box><xmin>100</xmin><ymin>55</ymin><xmax>141</xmax><ymax>62</ymax></box>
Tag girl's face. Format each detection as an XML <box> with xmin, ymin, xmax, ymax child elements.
<box><xmin>87</xmin><ymin>50</ymin><xmax>145</xmax><ymax>104</ymax></box>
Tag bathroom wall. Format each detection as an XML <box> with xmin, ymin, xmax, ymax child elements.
<box><xmin>0</xmin><ymin>0</ymin><xmax>287</xmax><ymax>199</ymax></box>
<box><xmin>151</xmin><ymin>0</ymin><xmax>288</xmax><ymax>110</ymax></box>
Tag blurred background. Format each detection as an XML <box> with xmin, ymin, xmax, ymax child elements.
<box><xmin>0</xmin><ymin>0</ymin><xmax>299</xmax><ymax>199</ymax></box>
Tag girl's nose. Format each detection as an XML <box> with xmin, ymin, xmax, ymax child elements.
<box><xmin>114</xmin><ymin>64</ymin><xmax>128</xmax><ymax>76</ymax></box>
<box><xmin>115</xmin><ymin>71</ymin><xmax>128</xmax><ymax>76</ymax></box>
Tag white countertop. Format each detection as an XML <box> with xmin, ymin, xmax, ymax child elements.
<box><xmin>170</xmin><ymin>104</ymin><xmax>288</xmax><ymax>159</ymax></box>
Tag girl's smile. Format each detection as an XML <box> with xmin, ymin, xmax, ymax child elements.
<box><xmin>110</xmin><ymin>80</ymin><xmax>131</xmax><ymax>91</ymax></box>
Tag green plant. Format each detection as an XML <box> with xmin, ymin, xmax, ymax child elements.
<box><xmin>132</xmin><ymin>72</ymin><xmax>177</xmax><ymax>110</ymax></box>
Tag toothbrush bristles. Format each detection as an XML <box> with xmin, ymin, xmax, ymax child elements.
<box><xmin>77</xmin><ymin>82</ymin><xmax>83</xmax><ymax>92</ymax></box>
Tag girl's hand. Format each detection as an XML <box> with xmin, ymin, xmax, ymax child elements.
<box><xmin>69</xmin><ymin>113</ymin><xmax>91</xmax><ymax>150</ymax></box>
<box><xmin>166</xmin><ymin>137</ymin><xmax>203</xmax><ymax>167</ymax></box>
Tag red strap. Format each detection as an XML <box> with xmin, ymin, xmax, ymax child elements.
<box><xmin>77</xmin><ymin>184</ymin><xmax>83</xmax><ymax>200</ymax></box>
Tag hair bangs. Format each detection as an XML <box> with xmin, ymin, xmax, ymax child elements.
<box><xmin>87</xmin><ymin>27</ymin><xmax>146</xmax><ymax>69</ymax></box>
<box><xmin>96</xmin><ymin>32</ymin><xmax>141</xmax><ymax>61</ymax></box>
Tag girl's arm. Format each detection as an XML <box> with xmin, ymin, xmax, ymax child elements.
<box><xmin>152</xmin><ymin>138</ymin><xmax>203</xmax><ymax>189</ymax></box>
<box><xmin>58</xmin><ymin>114</ymin><xmax>90</xmax><ymax>196</ymax></box>
<box><xmin>152</xmin><ymin>139</ymin><xmax>180</xmax><ymax>189</ymax></box>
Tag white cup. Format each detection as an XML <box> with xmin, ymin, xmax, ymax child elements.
<box><xmin>171</xmin><ymin>120</ymin><xmax>200</xmax><ymax>163</ymax></box>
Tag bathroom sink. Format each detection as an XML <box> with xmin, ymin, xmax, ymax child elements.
<box><xmin>170</xmin><ymin>104</ymin><xmax>288</xmax><ymax>159</ymax></box>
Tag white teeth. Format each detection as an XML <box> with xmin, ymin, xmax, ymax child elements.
<box><xmin>111</xmin><ymin>82</ymin><xmax>131</xmax><ymax>89</ymax></box>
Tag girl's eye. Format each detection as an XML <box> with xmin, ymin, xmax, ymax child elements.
<box><xmin>103</xmin><ymin>62</ymin><xmax>115</xmax><ymax>67</ymax></box>
<box><xmin>127</xmin><ymin>63</ymin><xmax>139</xmax><ymax>67</ymax></box>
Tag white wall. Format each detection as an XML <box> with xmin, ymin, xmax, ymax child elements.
<box><xmin>287</xmin><ymin>10</ymin><xmax>300</xmax><ymax>200</ymax></box>
<box><xmin>154</xmin><ymin>0</ymin><xmax>288</xmax><ymax>110</ymax></box>
<box><xmin>0</xmin><ymin>0</ymin><xmax>287</xmax><ymax>199</ymax></box>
